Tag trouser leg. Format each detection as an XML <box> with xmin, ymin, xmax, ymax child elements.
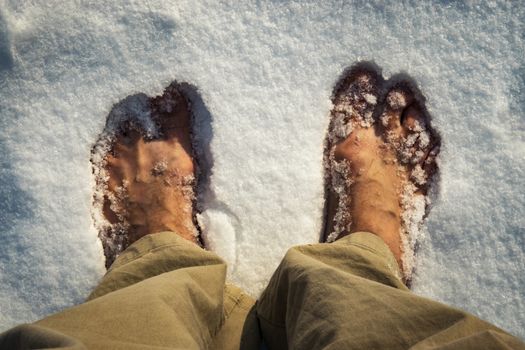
<box><xmin>256</xmin><ymin>232</ymin><xmax>525</xmax><ymax>350</ymax></box>
<box><xmin>0</xmin><ymin>231</ymin><xmax>254</xmax><ymax>350</ymax></box>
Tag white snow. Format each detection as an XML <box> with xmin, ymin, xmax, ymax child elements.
<box><xmin>0</xmin><ymin>0</ymin><xmax>523</xmax><ymax>340</ymax></box>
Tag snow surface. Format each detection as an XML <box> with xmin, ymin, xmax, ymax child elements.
<box><xmin>0</xmin><ymin>0</ymin><xmax>523</xmax><ymax>339</ymax></box>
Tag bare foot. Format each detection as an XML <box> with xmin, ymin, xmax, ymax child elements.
<box><xmin>324</xmin><ymin>64</ymin><xmax>440</xmax><ymax>278</ymax></box>
<box><xmin>91</xmin><ymin>84</ymin><xmax>199</xmax><ymax>268</ymax></box>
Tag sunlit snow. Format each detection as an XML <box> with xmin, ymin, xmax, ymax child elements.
<box><xmin>0</xmin><ymin>0</ymin><xmax>523</xmax><ymax>339</ymax></box>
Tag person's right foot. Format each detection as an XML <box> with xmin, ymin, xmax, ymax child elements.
<box><xmin>324</xmin><ymin>65</ymin><xmax>440</xmax><ymax>278</ymax></box>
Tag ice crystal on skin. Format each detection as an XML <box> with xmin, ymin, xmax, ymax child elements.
<box><xmin>392</xmin><ymin>125</ymin><xmax>432</xmax><ymax>166</ymax></box>
<box><xmin>363</xmin><ymin>93</ymin><xmax>377</xmax><ymax>105</ymax></box>
<box><xmin>381</xmin><ymin>113</ymin><xmax>392</xmax><ymax>127</ymax></box>
<box><xmin>408</xmin><ymin>119</ymin><xmax>424</xmax><ymax>133</ymax></box>
<box><xmin>180</xmin><ymin>175</ymin><xmax>197</xmax><ymax>206</ymax></box>
<box><xmin>418</xmin><ymin>131</ymin><xmax>430</xmax><ymax>148</ymax></box>
<box><xmin>411</xmin><ymin>164</ymin><xmax>427</xmax><ymax>186</ymax></box>
<box><xmin>399</xmin><ymin>181</ymin><xmax>427</xmax><ymax>279</ymax></box>
<box><xmin>326</xmin><ymin>154</ymin><xmax>353</xmax><ymax>243</ymax></box>
<box><xmin>331</xmin><ymin>112</ymin><xmax>353</xmax><ymax>140</ymax></box>
<box><xmin>329</xmin><ymin>73</ymin><xmax>379</xmax><ymax>144</ymax></box>
<box><xmin>152</xmin><ymin>160</ymin><xmax>168</xmax><ymax>176</ymax></box>
<box><xmin>152</xmin><ymin>84</ymin><xmax>181</xmax><ymax>122</ymax></box>
<box><xmin>179</xmin><ymin>174</ymin><xmax>199</xmax><ymax>238</ymax></box>
<box><xmin>405</xmin><ymin>133</ymin><xmax>418</xmax><ymax>148</ymax></box>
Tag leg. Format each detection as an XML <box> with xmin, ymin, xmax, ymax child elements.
<box><xmin>1</xmin><ymin>232</ymin><xmax>254</xmax><ymax>349</ymax></box>
<box><xmin>0</xmin><ymin>84</ymin><xmax>255</xmax><ymax>349</ymax></box>
<box><xmin>0</xmin><ymin>232</ymin><xmax>226</xmax><ymax>349</ymax></box>
<box><xmin>257</xmin><ymin>232</ymin><xmax>523</xmax><ymax>349</ymax></box>
<box><xmin>256</xmin><ymin>65</ymin><xmax>524</xmax><ymax>349</ymax></box>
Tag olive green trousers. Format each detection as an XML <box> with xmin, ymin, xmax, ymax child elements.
<box><xmin>1</xmin><ymin>231</ymin><xmax>523</xmax><ymax>349</ymax></box>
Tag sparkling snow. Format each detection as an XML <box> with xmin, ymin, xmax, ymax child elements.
<box><xmin>0</xmin><ymin>0</ymin><xmax>523</xmax><ymax>339</ymax></box>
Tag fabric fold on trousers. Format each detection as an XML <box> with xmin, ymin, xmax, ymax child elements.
<box><xmin>256</xmin><ymin>232</ymin><xmax>524</xmax><ymax>350</ymax></box>
<box><xmin>0</xmin><ymin>232</ymin><xmax>255</xmax><ymax>350</ymax></box>
<box><xmin>1</xmin><ymin>231</ymin><xmax>523</xmax><ymax>349</ymax></box>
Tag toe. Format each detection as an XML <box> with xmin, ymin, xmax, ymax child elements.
<box><xmin>329</xmin><ymin>67</ymin><xmax>382</xmax><ymax>143</ymax></box>
<box><xmin>333</xmin><ymin>68</ymin><xmax>381</xmax><ymax>120</ymax></box>
<box><xmin>380</xmin><ymin>86</ymin><xmax>414</xmax><ymax>140</ymax></box>
<box><xmin>409</xmin><ymin>144</ymin><xmax>439</xmax><ymax>190</ymax></box>
<box><xmin>422</xmin><ymin>145</ymin><xmax>440</xmax><ymax>178</ymax></box>
<box><xmin>402</xmin><ymin>105</ymin><xmax>426</xmax><ymax>133</ymax></box>
<box><xmin>399</xmin><ymin>102</ymin><xmax>439</xmax><ymax>187</ymax></box>
<box><xmin>381</xmin><ymin>86</ymin><xmax>436</xmax><ymax>168</ymax></box>
<box><xmin>152</xmin><ymin>85</ymin><xmax>191</xmax><ymax>138</ymax></box>
<box><xmin>403</xmin><ymin>104</ymin><xmax>432</xmax><ymax>157</ymax></box>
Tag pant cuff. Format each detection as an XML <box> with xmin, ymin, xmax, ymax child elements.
<box><xmin>88</xmin><ymin>231</ymin><xmax>223</xmax><ymax>300</ymax></box>
<box><xmin>335</xmin><ymin>231</ymin><xmax>403</xmax><ymax>280</ymax></box>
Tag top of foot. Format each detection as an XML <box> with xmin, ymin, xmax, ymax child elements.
<box><xmin>91</xmin><ymin>84</ymin><xmax>200</xmax><ymax>267</ymax></box>
<box><xmin>324</xmin><ymin>65</ymin><xmax>440</xmax><ymax>278</ymax></box>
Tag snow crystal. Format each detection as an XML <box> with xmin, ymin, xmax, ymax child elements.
<box><xmin>380</xmin><ymin>113</ymin><xmax>392</xmax><ymax>127</ymax></box>
<box><xmin>151</xmin><ymin>160</ymin><xmax>168</xmax><ymax>176</ymax></box>
<box><xmin>331</xmin><ymin>112</ymin><xmax>352</xmax><ymax>140</ymax></box>
<box><xmin>387</xmin><ymin>90</ymin><xmax>408</xmax><ymax>110</ymax></box>
<box><xmin>400</xmin><ymin>181</ymin><xmax>427</xmax><ymax>278</ymax></box>
<box><xmin>363</xmin><ymin>93</ymin><xmax>377</xmax><ymax>105</ymax></box>
<box><xmin>325</xmin><ymin>156</ymin><xmax>353</xmax><ymax>242</ymax></box>
<box><xmin>418</xmin><ymin>131</ymin><xmax>430</xmax><ymax>148</ymax></box>
<box><xmin>411</xmin><ymin>164</ymin><xmax>427</xmax><ymax>187</ymax></box>
<box><xmin>405</xmin><ymin>133</ymin><xmax>419</xmax><ymax>148</ymax></box>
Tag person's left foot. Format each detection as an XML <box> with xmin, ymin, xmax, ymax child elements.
<box><xmin>91</xmin><ymin>84</ymin><xmax>199</xmax><ymax>267</ymax></box>
<box><xmin>323</xmin><ymin>64</ymin><xmax>440</xmax><ymax>279</ymax></box>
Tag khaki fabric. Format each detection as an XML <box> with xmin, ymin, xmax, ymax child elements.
<box><xmin>256</xmin><ymin>232</ymin><xmax>524</xmax><ymax>349</ymax></box>
<box><xmin>0</xmin><ymin>232</ymin><xmax>255</xmax><ymax>350</ymax></box>
<box><xmin>1</xmin><ymin>231</ymin><xmax>523</xmax><ymax>349</ymax></box>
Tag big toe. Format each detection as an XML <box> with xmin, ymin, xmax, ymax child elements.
<box><xmin>152</xmin><ymin>85</ymin><xmax>190</xmax><ymax>138</ymax></box>
<box><xmin>332</xmin><ymin>67</ymin><xmax>382</xmax><ymax>127</ymax></box>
